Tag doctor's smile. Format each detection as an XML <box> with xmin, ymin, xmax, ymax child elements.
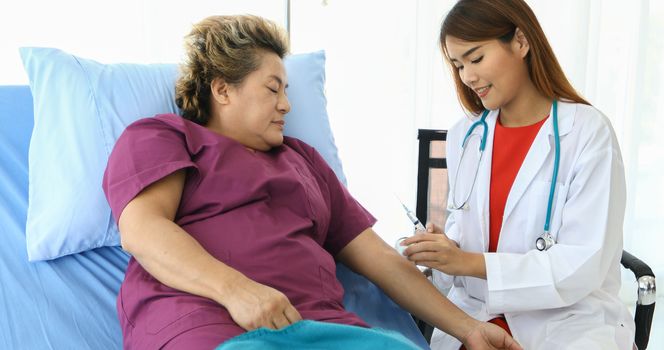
<box><xmin>474</xmin><ymin>85</ymin><xmax>491</xmax><ymax>98</ymax></box>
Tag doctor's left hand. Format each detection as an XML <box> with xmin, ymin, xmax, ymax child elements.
<box><xmin>402</xmin><ymin>224</ymin><xmax>486</xmax><ymax>279</ymax></box>
<box><xmin>464</xmin><ymin>321</ymin><xmax>523</xmax><ymax>350</ymax></box>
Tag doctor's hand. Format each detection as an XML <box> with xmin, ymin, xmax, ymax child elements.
<box><xmin>402</xmin><ymin>223</ymin><xmax>486</xmax><ymax>279</ymax></box>
<box><xmin>463</xmin><ymin>321</ymin><xmax>523</xmax><ymax>350</ymax></box>
<box><xmin>223</xmin><ymin>276</ymin><xmax>302</xmax><ymax>331</ymax></box>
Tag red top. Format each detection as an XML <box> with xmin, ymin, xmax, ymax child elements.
<box><xmin>488</xmin><ymin>115</ymin><xmax>547</xmax><ymax>252</ymax></box>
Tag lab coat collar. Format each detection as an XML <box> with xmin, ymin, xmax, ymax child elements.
<box><xmin>465</xmin><ymin>101</ymin><xmax>575</xmax><ymax>250</ymax></box>
<box><xmin>543</xmin><ymin>100</ymin><xmax>574</xmax><ymax>137</ymax></box>
<box><xmin>500</xmin><ymin>100</ymin><xmax>576</xmax><ymax>231</ymax></box>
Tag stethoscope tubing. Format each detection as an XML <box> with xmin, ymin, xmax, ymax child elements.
<box><xmin>450</xmin><ymin>110</ymin><xmax>490</xmax><ymax>210</ymax></box>
<box><xmin>543</xmin><ymin>101</ymin><xmax>560</xmax><ymax>234</ymax></box>
<box><xmin>450</xmin><ymin>100</ymin><xmax>561</xmax><ymax>250</ymax></box>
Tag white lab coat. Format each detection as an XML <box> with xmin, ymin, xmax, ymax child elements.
<box><xmin>431</xmin><ymin>102</ymin><xmax>635</xmax><ymax>350</ymax></box>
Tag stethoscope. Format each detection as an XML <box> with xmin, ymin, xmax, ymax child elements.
<box><xmin>449</xmin><ymin>100</ymin><xmax>561</xmax><ymax>251</ymax></box>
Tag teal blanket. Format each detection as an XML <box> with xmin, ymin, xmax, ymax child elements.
<box><xmin>216</xmin><ymin>320</ymin><xmax>425</xmax><ymax>350</ymax></box>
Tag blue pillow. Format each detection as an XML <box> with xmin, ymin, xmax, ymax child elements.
<box><xmin>20</xmin><ymin>47</ymin><xmax>345</xmax><ymax>260</ymax></box>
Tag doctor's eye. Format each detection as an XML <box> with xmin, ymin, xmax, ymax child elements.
<box><xmin>471</xmin><ymin>56</ymin><xmax>484</xmax><ymax>64</ymax></box>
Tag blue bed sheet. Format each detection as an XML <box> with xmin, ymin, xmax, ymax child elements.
<box><xmin>0</xmin><ymin>85</ymin><xmax>429</xmax><ymax>350</ymax></box>
<box><xmin>0</xmin><ymin>86</ymin><xmax>130</xmax><ymax>349</ymax></box>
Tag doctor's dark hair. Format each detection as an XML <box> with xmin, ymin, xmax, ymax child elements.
<box><xmin>175</xmin><ymin>15</ymin><xmax>289</xmax><ymax>125</ymax></box>
<box><xmin>440</xmin><ymin>0</ymin><xmax>588</xmax><ymax>115</ymax></box>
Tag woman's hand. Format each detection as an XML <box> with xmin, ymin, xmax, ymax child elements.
<box><xmin>463</xmin><ymin>321</ymin><xmax>523</xmax><ymax>350</ymax></box>
<box><xmin>224</xmin><ymin>278</ymin><xmax>302</xmax><ymax>331</ymax></box>
<box><xmin>223</xmin><ymin>277</ymin><xmax>302</xmax><ymax>331</ymax></box>
<box><xmin>401</xmin><ymin>224</ymin><xmax>486</xmax><ymax>278</ymax></box>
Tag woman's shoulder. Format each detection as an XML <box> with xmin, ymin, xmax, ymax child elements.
<box><xmin>283</xmin><ymin>136</ymin><xmax>314</xmax><ymax>152</ymax></box>
<box><xmin>562</xmin><ymin>102</ymin><xmax>622</xmax><ymax>155</ymax></box>
<box><xmin>450</xmin><ymin>113</ymin><xmax>478</xmax><ymax>129</ymax></box>
<box><xmin>447</xmin><ymin>113</ymin><xmax>481</xmax><ymax>144</ymax></box>
<box><xmin>281</xmin><ymin>137</ymin><xmax>332</xmax><ymax>171</ymax></box>
<box><xmin>122</xmin><ymin>114</ymin><xmax>230</xmax><ymax>148</ymax></box>
<box><xmin>124</xmin><ymin>113</ymin><xmax>189</xmax><ymax>132</ymax></box>
<box><xmin>281</xmin><ymin>136</ymin><xmax>319</xmax><ymax>163</ymax></box>
<box><xmin>565</xmin><ymin>102</ymin><xmax>616</xmax><ymax>137</ymax></box>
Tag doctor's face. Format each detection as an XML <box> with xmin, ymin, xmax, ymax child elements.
<box><xmin>445</xmin><ymin>35</ymin><xmax>531</xmax><ymax>111</ymax></box>
<box><xmin>214</xmin><ymin>51</ymin><xmax>291</xmax><ymax>151</ymax></box>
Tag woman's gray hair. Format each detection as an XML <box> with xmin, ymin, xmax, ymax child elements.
<box><xmin>175</xmin><ymin>15</ymin><xmax>289</xmax><ymax>125</ymax></box>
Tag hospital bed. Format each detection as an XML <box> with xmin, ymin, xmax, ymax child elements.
<box><xmin>413</xmin><ymin>129</ymin><xmax>657</xmax><ymax>349</ymax></box>
<box><xmin>0</xmin><ymin>49</ymin><xmax>429</xmax><ymax>349</ymax></box>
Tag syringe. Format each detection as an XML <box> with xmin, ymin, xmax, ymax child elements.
<box><xmin>394</xmin><ymin>197</ymin><xmax>426</xmax><ymax>255</ymax></box>
<box><xmin>399</xmin><ymin>201</ymin><xmax>426</xmax><ymax>231</ymax></box>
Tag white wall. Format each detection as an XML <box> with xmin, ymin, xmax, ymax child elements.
<box><xmin>0</xmin><ymin>0</ymin><xmax>286</xmax><ymax>82</ymax></box>
<box><xmin>289</xmin><ymin>0</ymin><xmax>433</xmax><ymax>244</ymax></box>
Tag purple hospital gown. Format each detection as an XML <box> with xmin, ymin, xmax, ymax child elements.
<box><xmin>103</xmin><ymin>114</ymin><xmax>376</xmax><ymax>349</ymax></box>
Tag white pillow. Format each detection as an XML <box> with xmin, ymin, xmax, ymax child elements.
<box><xmin>20</xmin><ymin>47</ymin><xmax>344</xmax><ymax>261</ymax></box>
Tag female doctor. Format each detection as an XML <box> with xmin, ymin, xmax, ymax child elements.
<box><xmin>401</xmin><ymin>0</ymin><xmax>635</xmax><ymax>349</ymax></box>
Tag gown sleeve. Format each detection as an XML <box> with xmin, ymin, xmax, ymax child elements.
<box><xmin>102</xmin><ymin>116</ymin><xmax>198</xmax><ymax>224</ymax></box>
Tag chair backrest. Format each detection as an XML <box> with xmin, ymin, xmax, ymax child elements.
<box><xmin>414</xmin><ymin>128</ymin><xmax>656</xmax><ymax>349</ymax></box>
<box><xmin>413</xmin><ymin>129</ymin><xmax>447</xmax><ymax>343</ymax></box>
<box><xmin>415</xmin><ymin>129</ymin><xmax>448</xmax><ymax>229</ymax></box>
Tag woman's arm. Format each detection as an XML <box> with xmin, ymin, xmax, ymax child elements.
<box><xmin>337</xmin><ymin>228</ymin><xmax>522</xmax><ymax>350</ymax></box>
<box><xmin>118</xmin><ymin>169</ymin><xmax>301</xmax><ymax>330</ymax></box>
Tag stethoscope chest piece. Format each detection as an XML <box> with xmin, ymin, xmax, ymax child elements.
<box><xmin>536</xmin><ymin>232</ymin><xmax>555</xmax><ymax>251</ymax></box>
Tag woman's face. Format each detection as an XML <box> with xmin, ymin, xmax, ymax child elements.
<box><xmin>445</xmin><ymin>35</ymin><xmax>530</xmax><ymax>111</ymax></box>
<box><xmin>215</xmin><ymin>51</ymin><xmax>291</xmax><ymax>151</ymax></box>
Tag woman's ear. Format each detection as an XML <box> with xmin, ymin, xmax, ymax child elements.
<box><xmin>210</xmin><ymin>78</ymin><xmax>231</xmax><ymax>105</ymax></box>
<box><xmin>513</xmin><ymin>27</ymin><xmax>530</xmax><ymax>58</ymax></box>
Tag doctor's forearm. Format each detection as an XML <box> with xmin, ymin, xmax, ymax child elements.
<box><xmin>464</xmin><ymin>252</ymin><xmax>487</xmax><ymax>279</ymax></box>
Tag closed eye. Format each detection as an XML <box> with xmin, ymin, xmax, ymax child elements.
<box><xmin>471</xmin><ymin>56</ymin><xmax>484</xmax><ymax>64</ymax></box>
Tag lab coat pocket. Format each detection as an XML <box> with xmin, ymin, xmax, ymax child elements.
<box><xmin>543</xmin><ymin>312</ymin><xmax>607</xmax><ymax>348</ymax></box>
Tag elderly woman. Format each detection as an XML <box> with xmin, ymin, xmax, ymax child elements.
<box><xmin>103</xmin><ymin>15</ymin><xmax>521</xmax><ymax>350</ymax></box>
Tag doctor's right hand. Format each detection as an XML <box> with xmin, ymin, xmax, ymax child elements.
<box><xmin>401</xmin><ymin>223</ymin><xmax>473</xmax><ymax>276</ymax></box>
<box><xmin>222</xmin><ymin>277</ymin><xmax>302</xmax><ymax>331</ymax></box>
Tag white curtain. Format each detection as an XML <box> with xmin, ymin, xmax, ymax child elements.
<box><xmin>0</xmin><ymin>0</ymin><xmax>286</xmax><ymax>83</ymax></box>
